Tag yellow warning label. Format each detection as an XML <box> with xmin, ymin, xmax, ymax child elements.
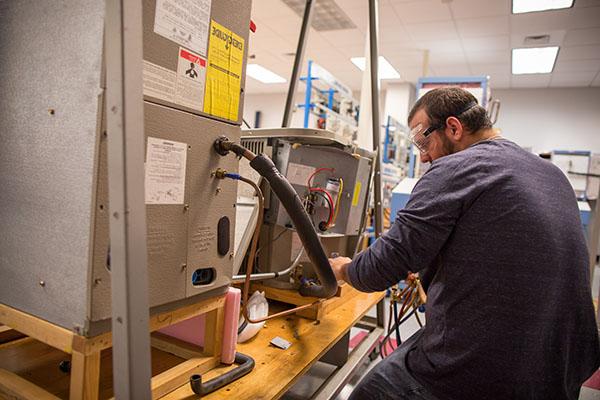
<box><xmin>203</xmin><ymin>20</ymin><xmax>244</xmax><ymax>121</ymax></box>
<box><xmin>352</xmin><ymin>181</ymin><xmax>362</xmax><ymax>207</ymax></box>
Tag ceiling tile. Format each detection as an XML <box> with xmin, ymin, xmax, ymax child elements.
<box><xmin>343</xmin><ymin>6</ymin><xmax>368</xmax><ymax>31</ymax></box>
<box><xmin>252</xmin><ymin>0</ymin><xmax>297</xmax><ymax>19</ymax></box>
<box><xmin>564</xmin><ymin>28</ymin><xmax>600</xmax><ymax>46</ymax></box>
<box><xmin>470</xmin><ymin>64</ymin><xmax>511</xmax><ymax>77</ymax></box>
<box><xmin>455</xmin><ymin>16</ymin><xmax>510</xmax><ymax>38</ymax></box>
<box><xmin>510</xmin><ymin>74</ymin><xmax>551</xmax><ymax>88</ymax></box>
<box><xmin>575</xmin><ymin>0</ymin><xmax>600</xmax><ymax>7</ymax></box>
<box><xmin>462</xmin><ymin>35</ymin><xmax>510</xmax><ymax>51</ymax></box>
<box><xmin>568</xmin><ymin>6</ymin><xmax>600</xmax><ymax>29</ymax></box>
<box><xmin>320</xmin><ymin>29</ymin><xmax>367</xmax><ymax>46</ymax></box>
<box><xmin>384</xmin><ymin>48</ymin><xmax>428</xmax><ymax>68</ymax></box>
<box><xmin>449</xmin><ymin>0</ymin><xmax>510</xmax><ymax>19</ymax></box>
<box><xmin>550</xmin><ymin>71</ymin><xmax>598</xmax><ymax>86</ymax></box>
<box><xmin>509</xmin><ymin>10</ymin><xmax>570</xmax><ymax>33</ymax></box>
<box><xmin>411</xmin><ymin>39</ymin><xmax>464</xmax><ymax>53</ymax></box>
<box><xmin>257</xmin><ymin>16</ymin><xmax>302</xmax><ymax>37</ymax></box>
<box><xmin>336</xmin><ymin>43</ymin><xmax>368</xmax><ymax>58</ymax></box>
<box><xmin>554</xmin><ymin>59</ymin><xmax>600</xmax><ymax>73</ymax></box>
<box><xmin>406</xmin><ymin>21</ymin><xmax>459</xmax><ymax>42</ymax></box>
<box><xmin>488</xmin><ymin>72</ymin><xmax>512</xmax><ymax>88</ymax></box>
<box><xmin>429</xmin><ymin>51</ymin><xmax>468</xmax><ymax>66</ymax></box>
<box><xmin>250</xmin><ymin>26</ymin><xmax>296</xmax><ymax>56</ymax></box>
<box><xmin>509</xmin><ymin>30</ymin><xmax>566</xmax><ymax>48</ymax></box>
<box><xmin>559</xmin><ymin>45</ymin><xmax>600</xmax><ymax>60</ymax></box>
<box><xmin>378</xmin><ymin>4</ymin><xmax>403</xmax><ymax>28</ymax></box>
<box><xmin>391</xmin><ymin>0</ymin><xmax>452</xmax><ymax>24</ymax></box>
<box><xmin>467</xmin><ymin>50</ymin><xmax>511</xmax><ymax>65</ymax></box>
<box><xmin>431</xmin><ymin>64</ymin><xmax>472</xmax><ymax>76</ymax></box>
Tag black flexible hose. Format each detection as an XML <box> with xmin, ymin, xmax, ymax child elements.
<box><xmin>189</xmin><ymin>352</ymin><xmax>255</xmax><ymax>396</ymax></box>
<box><xmin>249</xmin><ymin>154</ymin><xmax>338</xmax><ymax>298</ymax></box>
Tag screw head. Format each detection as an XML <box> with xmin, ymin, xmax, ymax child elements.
<box><xmin>39</xmin><ymin>280</ymin><xmax>45</xmax><ymax>287</ymax></box>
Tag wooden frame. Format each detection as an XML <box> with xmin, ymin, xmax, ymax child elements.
<box><xmin>0</xmin><ymin>295</ymin><xmax>226</xmax><ymax>400</ymax></box>
<box><xmin>249</xmin><ymin>282</ymin><xmax>355</xmax><ymax>320</ymax></box>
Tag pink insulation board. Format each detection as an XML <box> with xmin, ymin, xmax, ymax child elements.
<box><xmin>158</xmin><ymin>287</ymin><xmax>240</xmax><ymax>364</ymax></box>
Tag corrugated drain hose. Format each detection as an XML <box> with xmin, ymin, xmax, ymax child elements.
<box><xmin>214</xmin><ymin>137</ymin><xmax>338</xmax><ymax>299</ymax></box>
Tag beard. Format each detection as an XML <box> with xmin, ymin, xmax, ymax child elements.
<box><xmin>439</xmin><ymin>132</ymin><xmax>457</xmax><ymax>155</ymax></box>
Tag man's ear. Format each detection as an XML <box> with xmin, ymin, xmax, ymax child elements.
<box><xmin>445</xmin><ymin>116</ymin><xmax>463</xmax><ymax>141</ymax></box>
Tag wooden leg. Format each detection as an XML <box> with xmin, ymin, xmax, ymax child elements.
<box><xmin>203</xmin><ymin>306</ymin><xmax>224</xmax><ymax>358</ymax></box>
<box><xmin>69</xmin><ymin>351</ymin><xmax>100</xmax><ymax>400</ymax></box>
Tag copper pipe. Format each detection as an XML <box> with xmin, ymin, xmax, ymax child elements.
<box><xmin>236</xmin><ymin>176</ymin><xmax>322</xmax><ymax>324</ymax></box>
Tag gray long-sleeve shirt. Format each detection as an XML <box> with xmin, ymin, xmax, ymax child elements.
<box><xmin>348</xmin><ymin>139</ymin><xmax>600</xmax><ymax>399</ymax></box>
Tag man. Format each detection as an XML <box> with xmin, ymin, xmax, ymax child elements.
<box><xmin>330</xmin><ymin>87</ymin><xmax>600</xmax><ymax>399</ymax></box>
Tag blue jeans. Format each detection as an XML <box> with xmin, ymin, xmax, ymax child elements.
<box><xmin>349</xmin><ymin>329</ymin><xmax>438</xmax><ymax>400</ymax></box>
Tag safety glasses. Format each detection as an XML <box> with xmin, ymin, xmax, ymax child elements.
<box><xmin>409</xmin><ymin>123</ymin><xmax>441</xmax><ymax>153</ymax></box>
<box><xmin>409</xmin><ymin>101</ymin><xmax>479</xmax><ymax>153</ymax></box>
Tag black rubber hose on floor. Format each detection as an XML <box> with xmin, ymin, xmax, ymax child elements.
<box><xmin>249</xmin><ymin>154</ymin><xmax>338</xmax><ymax>299</ymax></box>
<box><xmin>189</xmin><ymin>352</ymin><xmax>255</xmax><ymax>397</ymax></box>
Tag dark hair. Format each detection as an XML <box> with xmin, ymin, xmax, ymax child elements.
<box><xmin>408</xmin><ymin>87</ymin><xmax>492</xmax><ymax>134</ymax></box>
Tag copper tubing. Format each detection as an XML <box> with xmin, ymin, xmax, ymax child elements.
<box><xmin>236</xmin><ymin>176</ymin><xmax>321</xmax><ymax>324</ymax></box>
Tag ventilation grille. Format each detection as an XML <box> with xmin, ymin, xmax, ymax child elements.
<box><xmin>241</xmin><ymin>138</ymin><xmax>267</xmax><ymax>155</ymax></box>
<box><xmin>523</xmin><ymin>34</ymin><xmax>551</xmax><ymax>45</ymax></box>
<box><xmin>281</xmin><ymin>0</ymin><xmax>356</xmax><ymax>31</ymax></box>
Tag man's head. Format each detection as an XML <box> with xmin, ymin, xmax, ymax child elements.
<box><xmin>407</xmin><ymin>87</ymin><xmax>493</xmax><ymax>162</ymax></box>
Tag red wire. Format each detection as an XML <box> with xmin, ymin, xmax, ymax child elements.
<box><xmin>309</xmin><ymin>187</ymin><xmax>334</xmax><ymax>225</ymax></box>
<box><xmin>307</xmin><ymin>167</ymin><xmax>334</xmax><ymax>189</ymax></box>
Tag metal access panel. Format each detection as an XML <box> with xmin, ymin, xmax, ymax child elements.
<box><xmin>269</xmin><ymin>142</ymin><xmax>372</xmax><ymax>236</ymax></box>
<box><xmin>88</xmin><ymin>102</ymin><xmax>239</xmax><ymax>334</ymax></box>
<box><xmin>142</xmin><ymin>0</ymin><xmax>251</xmax><ymax>126</ymax></box>
<box><xmin>0</xmin><ymin>0</ymin><xmax>250</xmax><ymax>336</ymax></box>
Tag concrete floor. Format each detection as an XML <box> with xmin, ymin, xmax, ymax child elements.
<box><xmin>281</xmin><ymin>267</ymin><xmax>600</xmax><ymax>400</ymax></box>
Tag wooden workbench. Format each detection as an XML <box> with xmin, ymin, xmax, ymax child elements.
<box><xmin>0</xmin><ymin>290</ymin><xmax>383</xmax><ymax>399</ymax></box>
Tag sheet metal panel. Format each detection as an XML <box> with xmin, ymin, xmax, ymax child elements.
<box><xmin>0</xmin><ymin>1</ymin><xmax>105</xmax><ymax>331</ymax></box>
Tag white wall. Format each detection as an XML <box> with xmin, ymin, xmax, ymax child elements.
<box><xmin>494</xmin><ymin>88</ymin><xmax>600</xmax><ymax>153</ymax></box>
<box><xmin>243</xmin><ymin>87</ymin><xmax>600</xmax><ymax>155</ymax></box>
<box><xmin>383</xmin><ymin>83</ymin><xmax>416</xmax><ymax>126</ymax></box>
<box><xmin>242</xmin><ymin>92</ymin><xmax>304</xmax><ymax>129</ymax></box>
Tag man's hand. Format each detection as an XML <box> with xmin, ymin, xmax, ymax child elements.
<box><xmin>329</xmin><ymin>256</ymin><xmax>352</xmax><ymax>284</ymax></box>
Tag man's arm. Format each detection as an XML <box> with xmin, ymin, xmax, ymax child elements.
<box><xmin>337</xmin><ymin>157</ymin><xmax>477</xmax><ymax>292</ymax></box>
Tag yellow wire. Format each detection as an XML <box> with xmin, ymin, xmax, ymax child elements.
<box><xmin>332</xmin><ymin>178</ymin><xmax>344</xmax><ymax>224</ymax></box>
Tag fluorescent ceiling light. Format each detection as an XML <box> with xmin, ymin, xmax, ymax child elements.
<box><xmin>512</xmin><ymin>46</ymin><xmax>559</xmax><ymax>74</ymax></box>
<box><xmin>512</xmin><ymin>0</ymin><xmax>574</xmax><ymax>14</ymax></box>
<box><xmin>246</xmin><ymin>64</ymin><xmax>286</xmax><ymax>84</ymax></box>
<box><xmin>350</xmin><ymin>56</ymin><xmax>400</xmax><ymax>80</ymax></box>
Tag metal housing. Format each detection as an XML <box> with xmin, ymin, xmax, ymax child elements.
<box><xmin>0</xmin><ymin>0</ymin><xmax>251</xmax><ymax>336</ymax></box>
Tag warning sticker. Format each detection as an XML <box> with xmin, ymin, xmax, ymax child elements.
<box><xmin>143</xmin><ymin>61</ymin><xmax>177</xmax><ymax>104</ymax></box>
<box><xmin>145</xmin><ymin>137</ymin><xmax>188</xmax><ymax>205</ymax></box>
<box><xmin>286</xmin><ymin>163</ymin><xmax>315</xmax><ymax>187</ymax></box>
<box><xmin>154</xmin><ymin>0</ymin><xmax>212</xmax><ymax>57</ymax></box>
<box><xmin>352</xmin><ymin>181</ymin><xmax>362</xmax><ymax>207</ymax></box>
<box><xmin>175</xmin><ymin>47</ymin><xmax>206</xmax><ymax>110</ymax></box>
<box><xmin>203</xmin><ymin>20</ymin><xmax>244</xmax><ymax>121</ymax></box>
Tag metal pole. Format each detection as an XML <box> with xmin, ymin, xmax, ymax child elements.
<box><xmin>282</xmin><ymin>0</ymin><xmax>315</xmax><ymax>127</ymax></box>
<box><xmin>105</xmin><ymin>0</ymin><xmax>152</xmax><ymax>398</ymax></box>
<box><xmin>368</xmin><ymin>0</ymin><xmax>383</xmax><ymax>240</ymax></box>
<box><xmin>368</xmin><ymin>0</ymin><xmax>386</xmax><ymax>328</ymax></box>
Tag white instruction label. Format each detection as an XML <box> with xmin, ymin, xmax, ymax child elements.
<box><xmin>286</xmin><ymin>163</ymin><xmax>315</xmax><ymax>187</ymax></box>
<box><xmin>154</xmin><ymin>0</ymin><xmax>212</xmax><ymax>57</ymax></box>
<box><xmin>175</xmin><ymin>47</ymin><xmax>206</xmax><ymax>111</ymax></box>
<box><xmin>143</xmin><ymin>61</ymin><xmax>177</xmax><ymax>103</ymax></box>
<box><xmin>145</xmin><ymin>137</ymin><xmax>188</xmax><ymax>204</ymax></box>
